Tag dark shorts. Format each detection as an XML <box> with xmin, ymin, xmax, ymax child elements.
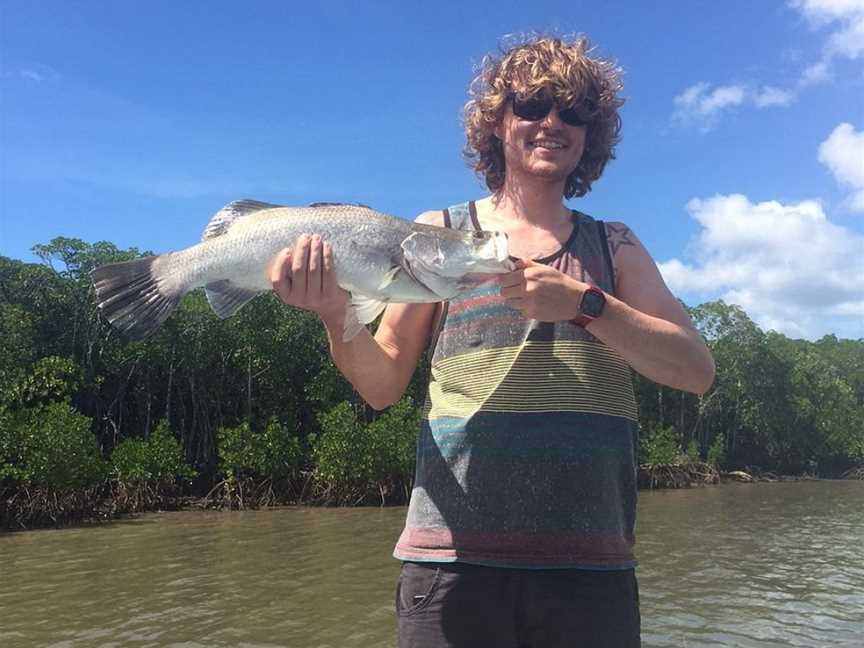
<box><xmin>396</xmin><ymin>561</ymin><xmax>640</xmax><ymax>648</ymax></box>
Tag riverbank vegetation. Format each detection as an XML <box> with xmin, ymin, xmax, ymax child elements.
<box><xmin>2</xmin><ymin>240</ymin><xmax>863</xmax><ymax>529</ymax></box>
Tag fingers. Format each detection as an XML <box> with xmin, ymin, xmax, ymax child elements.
<box><xmin>271</xmin><ymin>235</ymin><xmax>346</xmax><ymax>316</ymax></box>
<box><xmin>292</xmin><ymin>234</ymin><xmax>311</xmax><ymax>298</ymax></box>
<box><xmin>270</xmin><ymin>248</ymin><xmax>293</xmax><ymax>303</ymax></box>
<box><xmin>322</xmin><ymin>241</ymin><xmax>338</xmax><ymax>295</ymax></box>
<box><xmin>500</xmin><ymin>283</ymin><xmax>522</xmax><ymax>299</ymax></box>
<box><xmin>308</xmin><ymin>234</ymin><xmax>323</xmax><ymax>294</ymax></box>
<box><xmin>499</xmin><ymin>268</ymin><xmax>525</xmax><ymax>295</ymax></box>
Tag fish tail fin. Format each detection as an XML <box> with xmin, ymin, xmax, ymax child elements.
<box><xmin>90</xmin><ymin>254</ymin><xmax>187</xmax><ymax>339</ymax></box>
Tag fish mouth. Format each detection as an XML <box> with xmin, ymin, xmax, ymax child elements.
<box><xmin>495</xmin><ymin>232</ymin><xmax>515</xmax><ymax>269</ymax></box>
<box><xmin>474</xmin><ymin>232</ymin><xmax>515</xmax><ymax>272</ymax></box>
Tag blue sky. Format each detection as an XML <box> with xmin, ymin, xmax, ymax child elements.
<box><xmin>2</xmin><ymin>0</ymin><xmax>862</xmax><ymax>340</ymax></box>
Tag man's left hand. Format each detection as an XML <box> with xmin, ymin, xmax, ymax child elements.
<box><xmin>499</xmin><ymin>259</ymin><xmax>584</xmax><ymax>321</ymax></box>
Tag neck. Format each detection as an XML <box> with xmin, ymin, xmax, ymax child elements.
<box><xmin>490</xmin><ymin>173</ymin><xmax>570</xmax><ymax>226</ymax></box>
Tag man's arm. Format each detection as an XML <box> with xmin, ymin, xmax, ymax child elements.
<box><xmin>499</xmin><ymin>221</ymin><xmax>715</xmax><ymax>395</ymax></box>
<box><xmin>269</xmin><ymin>212</ymin><xmax>442</xmax><ymax>410</ymax></box>
<box><xmin>318</xmin><ymin>301</ymin><xmax>437</xmax><ymax>410</ymax></box>
<box><xmin>586</xmin><ymin>222</ymin><xmax>715</xmax><ymax>395</ymax></box>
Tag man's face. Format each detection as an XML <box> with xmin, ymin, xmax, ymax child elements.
<box><xmin>495</xmin><ymin>93</ymin><xmax>587</xmax><ymax>187</ymax></box>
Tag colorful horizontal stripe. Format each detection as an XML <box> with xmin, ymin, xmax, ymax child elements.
<box><xmin>426</xmin><ymin>340</ymin><xmax>637</xmax><ymax>420</ymax></box>
<box><xmin>395</xmin><ymin>202</ymin><xmax>639</xmax><ymax>570</ymax></box>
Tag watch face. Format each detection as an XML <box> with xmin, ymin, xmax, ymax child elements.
<box><xmin>581</xmin><ymin>289</ymin><xmax>606</xmax><ymax>317</ymax></box>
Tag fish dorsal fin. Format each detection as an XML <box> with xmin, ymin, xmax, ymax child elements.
<box><xmin>308</xmin><ymin>201</ymin><xmax>371</xmax><ymax>209</ymax></box>
<box><xmin>202</xmin><ymin>199</ymin><xmax>282</xmax><ymax>241</ymax></box>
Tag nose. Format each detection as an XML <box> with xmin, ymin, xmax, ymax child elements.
<box><xmin>540</xmin><ymin>106</ymin><xmax>565</xmax><ymax>129</ymax></box>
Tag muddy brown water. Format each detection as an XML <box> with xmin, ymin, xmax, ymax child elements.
<box><xmin>1</xmin><ymin>481</ymin><xmax>862</xmax><ymax>647</ymax></box>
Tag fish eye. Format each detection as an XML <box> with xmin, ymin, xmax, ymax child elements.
<box><xmin>472</xmin><ymin>231</ymin><xmax>485</xmax><ymax>240</ymax></box>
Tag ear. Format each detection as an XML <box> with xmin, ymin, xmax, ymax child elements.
<box><xmin>494</xmin><ymin>118</ymin><xmax>506</xmax><ymax>141</ymax></box>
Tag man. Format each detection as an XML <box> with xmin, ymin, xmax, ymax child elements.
<box><xmin>270</xmin><ymin>35</ymin><xmax>714</xmax><ymax>648</ymax></box>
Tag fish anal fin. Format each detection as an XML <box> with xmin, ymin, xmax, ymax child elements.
<box><xmin>202</xmin><ymin>199</ymin><xmax>282</xmax><ymax>242</ymax></box>
<box><xmin>205</xmin><ymin>280</ymin><xmax>263</xmax><ymax>318</ymax></box>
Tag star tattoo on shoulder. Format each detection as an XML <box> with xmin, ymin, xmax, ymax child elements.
<box><xmin>606</xmin><ymin>223</ymin><xmax>636</xmax><ymax>256</ymax></box>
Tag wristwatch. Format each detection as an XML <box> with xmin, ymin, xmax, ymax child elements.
<box><xmin>572</xmin><ymin>286</ymin><xmax>606</xmax><ymax>327</ymax></box>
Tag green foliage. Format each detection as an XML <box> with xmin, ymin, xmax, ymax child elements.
<box><xmin>707</xmin><ymin>433</ymin><xmax>726</xmax><ymax>467</ymax></box>
<box><xmin>0</xmin><ymin>402</ymin><xmax>107</xmax><ymax>488</ymax></box>
<box><xmin>685</xmin><ymin>440</ymin><xmax>701</xmax><ymax>463</ymax></box>
<box><xmin>365</xmin><ymin>398</ymin><xmax>421</xmax><ymax>479</ymax></box>
<box><xmin>640</xmin><ymin>425</ymin><xmax>681</xmax><ymax>466</ymax></box>
<box><xmin>111</xmin><ymin>420</ymin><xmax>196</xmax><ymax>483</ymax></box>
<box><xmin>312</xmin><ymin>398</ymin><xmax>419</xmax><ymax>495</ymax></box>
<box><xmin>4</xmin><ymin>356</ymin><xmax>81</xmax><ymax>410</ymax></box>
<box><xmin>0</xmin><ymin>302</ymin><xmax>36</xmax><ymax>376</ymax></box>
<box><xmin>4</xmin><ymin>236</ymin><xmax>864</xmax><ymax>516</ymax></box>
<box><xmin>217</xmin><ymin>417</ymin><xmax>302</xmax><ymax>482</ymax></box>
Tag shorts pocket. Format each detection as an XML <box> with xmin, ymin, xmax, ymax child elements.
<box><xmin>396</xmin><ymin>562</ymin><xmax>443</xmax><ymax>616</ymax></box>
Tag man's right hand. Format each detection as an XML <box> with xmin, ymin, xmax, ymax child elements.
<box><xmin>269</xmin><ymin>233</ymin><xmax>350</xmax><ymax>322</ymax></box>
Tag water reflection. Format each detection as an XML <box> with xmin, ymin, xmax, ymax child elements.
<box><xmin>1</xmin><ymin>482</ymin><xmax>862</xmax><ymax>647</ymax></box>
<box><xmin>637</xmin><ymin>481</ymin><xmax>864</xmax><ymax>647</ymax></box>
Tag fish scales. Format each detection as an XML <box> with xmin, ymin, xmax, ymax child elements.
<box><xmin>90</xmin><ymin>200</ymin><xmax>514</xmax><ymax>341</ymax></box>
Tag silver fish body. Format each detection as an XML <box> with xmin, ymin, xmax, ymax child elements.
<box><xmin>91</xmin><ymin>200</ymin><xmax>514</xmax><ymax>340</ymax></box>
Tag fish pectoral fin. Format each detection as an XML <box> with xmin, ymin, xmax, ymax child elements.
<box><xmin>205</xmin><ymin>280</ymin><xmax>263</xmax><ymax>318</ymax></box>
<box><xmin>376</xmin><ymin>266</ymin><xmax>402</xmax><ymax>291</ymax></box>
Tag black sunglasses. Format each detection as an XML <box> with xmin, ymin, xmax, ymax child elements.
<box><xmin>510</xmin><ymin>95</ymin><xmax>592</xmax><ymax>128</ymax></box>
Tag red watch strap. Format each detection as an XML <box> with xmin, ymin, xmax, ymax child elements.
<box><xmin>572</xmin><ymin>314</ymin><xmax>594</xmax><ymax>327</ymax></box>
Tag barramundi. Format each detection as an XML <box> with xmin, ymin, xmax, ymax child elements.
<box><xmin>90</xmin><ymin>200</ymin><xmax>514</xmax><ymax>341</ymax></box>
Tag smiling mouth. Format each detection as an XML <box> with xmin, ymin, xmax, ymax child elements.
<box><xmin>530</xmin><ymin>140</ymin><xmax>566</xmax><ymax>150</ymax></box>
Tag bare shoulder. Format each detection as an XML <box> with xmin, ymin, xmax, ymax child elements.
<box><xmin>604</xmin><ymin>221</ymin><xmax>644</xmax><ymax>258</ymax></box>
<box><xmin>603</xmin><ymin>220</ymin><xmax>661</xmax><ymax>278</ymax></box>
<box><xmin>414</xmin><ymin>210</ymin><xmax>445</xmax><ymax>227</ymax></box>
<box><xmin>599</xmin><ymin>221</ymin><xmax>636</xmax><ymax>289</ymax></box>
<box><xmin>603</xmin><ymin>221</ymin><xmax>695</xmax><ymax>329</ymax></box>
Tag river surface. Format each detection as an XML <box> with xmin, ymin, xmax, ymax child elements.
<box><xmin>1</xmin><ymin>481</ymin><xmax>862</xmax><ymax>647</ymax></box>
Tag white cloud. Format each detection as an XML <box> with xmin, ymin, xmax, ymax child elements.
<box><xmin>799</xmin><ymin>61</ymin><xmax>833</xmax><ymax>86</ymax></box>
<box><xmin>826</xmin><ymin>11</ymin><xmax>864</xmax><ymax>58</ymax></box>
<box><xmin>790</xmin><ymin>0</ymin><xmax>864</xmax><ymax>86</ymax></box>
<box><xmin>1</xmin><ymin>63</ymin><xmax>59</xmax><ymax>85</ymax></box>
<box><xmin>792</xmin><ymin>0</ymin><xmax>864</xmax><ymax>23</ymax></box>
<box><xmin>673</xmin><ymin>83</ymin><xmax>747</xmax><ymax>129</ymax></box>
<box><xmin>20</xmin><ymin>69</ymin><xmax>44</xmax><ymax>83</ymax></box>
<box><xmin>674</xmin><ymin>83</ymin><xmax>746</xmax><ymax>117</ymax></box>
<box><xmin>658</xmin><ymin>193</ymin><xmax>864</xmax><ymax>340</ymax></box>
<box><xmin>673</xmin><ymin>83</ymin><xmax>797</xmax><ymax>129</ymax></box>
<box><xmin>753</xmin><ymin>86</ymin><xmax>796</xmax><ymax>107</ymax></box>
<box><xmin>818</xmin><ymin>123</ymin><xmax>864</xmax><ymax>211</ymax></box>
<box><xmin>672</xmin><ymin>3</ymin><xmax>862</xmax><ymax>128</ymax></box>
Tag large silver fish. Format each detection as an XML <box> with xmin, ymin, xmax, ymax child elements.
<box><xmin>91</xmin><ymin>200</ymin><xmax>514</xmax><ymax>341</ymax></box>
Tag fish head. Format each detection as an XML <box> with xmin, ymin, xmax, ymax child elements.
<box><xmin>401</xmin><ymin>229</ymin><xmax>515</xmax><ymax>278</ymax></box>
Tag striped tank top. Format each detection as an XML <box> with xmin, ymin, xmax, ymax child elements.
<box><xmin>393</xmin><ymin>201</ymin><xmax>639</xmax><ymax>570</ymax></box>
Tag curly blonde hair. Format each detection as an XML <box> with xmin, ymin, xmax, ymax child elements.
<box><xmin>463</xmin><ymin>35</ymin><xmax>625</xmax><ymax>199</ymax></box>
